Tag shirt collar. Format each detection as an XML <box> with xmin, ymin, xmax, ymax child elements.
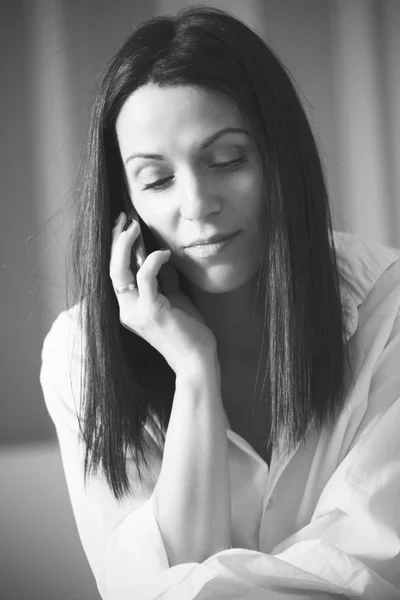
<box><xmin>333</xmin><ymin>230</ymin><xmax>400</xmax><ymax>341</ymax></box>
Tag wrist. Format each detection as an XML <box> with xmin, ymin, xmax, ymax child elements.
<box><xmin>175</xmin><ymin>350</ymin><xmax>220</xmax><ymax>383</ymax></box>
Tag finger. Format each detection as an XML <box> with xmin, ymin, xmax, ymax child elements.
<box><xmin>136</xmin><ymin>250</ymin><xmax>171</xmax><ymax>304</ymax></box>
<box><xmin>111</xmin><ymin>212</ymin><xmax>127</xmax><ymax>251</ymax></box>
<box><xmin>110</xmin><ymin>219</ymin><xmax>141</xmax><ymax>288</ymax></box>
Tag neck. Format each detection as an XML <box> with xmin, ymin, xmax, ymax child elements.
<box><xmin>185</xmin><ymin>273</ymin><xmax>266</xmax><ymax>367</ymax></box>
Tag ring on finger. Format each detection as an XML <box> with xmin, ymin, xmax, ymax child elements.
<box><xmin>115</xmin><ymin>281</ymin><xmax>137</xmax><ymax>294</ymax></box>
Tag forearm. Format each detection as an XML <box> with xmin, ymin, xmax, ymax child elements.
<box><xmin>153</xmin><ymin>352</ymin><xmax>231</xmax><ymax>566</ymax></box>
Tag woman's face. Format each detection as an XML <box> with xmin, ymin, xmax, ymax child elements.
<box><xmin>116</xmin><ymin>83</ymin><xmax>266</xmax><ymax>293</ymax></box>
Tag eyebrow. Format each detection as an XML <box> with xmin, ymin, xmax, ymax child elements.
<box><xmin>124</xmin><ymin>127</ymin><xmax>250</xmax><ymax>165</ymax></box>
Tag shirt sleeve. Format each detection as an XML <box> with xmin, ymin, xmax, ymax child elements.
<box><xmin>268</xmin><ymin>316</ymin><xmax>400</xmax><ymax>598</ymax></box>
<box><xmin>40</xmin><ymin>307</ymin><xmax>170</xmax><ymax>599</ymax></box>
<box><xmin>41</xmin><ymin>301</ymin><xmax>400</xmax><ymax>600</ymax></box>
<box><xmin>149</xmin><ymin>299</ymin><xmax>400</xmax><ymax>600</ymax></box>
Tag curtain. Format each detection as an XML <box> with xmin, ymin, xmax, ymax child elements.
<box><xmin>3</xmin><ymin>0</ymin><xmax>399</xmax><ymax>451</ymax></box>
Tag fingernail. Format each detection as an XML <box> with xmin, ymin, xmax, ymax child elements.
<box><xmin>114</xmin><ymin>213</ymin><xmax>123</xmax><ymax>226</ymax></box>
<box><xmin>122</xmin><ymin>219</ymin><xmax>134</xmax><ymax>232</ymax></box>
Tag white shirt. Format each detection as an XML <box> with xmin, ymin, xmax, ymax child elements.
<box><xmin>40</xmin><ymin>231</ymin><xmax>400</xmax><ymax>600</ymax></box>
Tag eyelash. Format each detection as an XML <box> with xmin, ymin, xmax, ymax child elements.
<box><xmin>142</xmin><ymin>157</ymin><xmax>248</xmax><ymax>191</ymax></box>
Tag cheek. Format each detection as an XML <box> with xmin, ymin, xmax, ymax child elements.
<box><xmin>128</xmin><ymin>188</ymin><xmax>162</xmax><ymax>229</ymax></box>
<box><xmin>135</xmin><ymin>206</ymin><xmax>175</xmax><ymax>248</ymax></box>
<box><xmin>230</xmin><ymin>170</ymin><xmax>265</xmax><ymax>217</ymax></box>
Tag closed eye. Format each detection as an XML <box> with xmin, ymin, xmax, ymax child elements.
<box><xmin>209</xmin><ymin>157</ymin><xmax>247</xmax><ymax>169</ymax></box>
<box><xmin>142</xmin><ymin>176</ymin><xmax>174</xmax><ymax>191</ymax></box>
<box><xmin>142</xmin><ymin>157</ymin><xmax>247</xmax><ymax>191</ymax></box>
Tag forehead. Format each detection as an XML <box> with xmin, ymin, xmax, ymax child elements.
<box><xmin>116</xmin><ymin>84</ymin><xmax>245</xmax><ymax>157</ymax></box>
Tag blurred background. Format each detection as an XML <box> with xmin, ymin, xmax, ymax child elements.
<box><xmin>1</xmin><ymin>0</ymin><xmax>399</xmax><ymax>598</ymax></box>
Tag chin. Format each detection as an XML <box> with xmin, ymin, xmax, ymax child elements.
<box><xmin>180</xmin><ymin>263</ymin><xmax>258</xmax><ymax>294</ymax></box>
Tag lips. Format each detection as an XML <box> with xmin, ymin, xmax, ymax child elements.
<box><xmin>185</xmin><ymin>231</ymin><xmax>239</xmax><ymax>247</ymax></box>
<box><xmin>184</xmin><ymin>230</ymin><xmax>241</xmax><ymax>258</ymax></box>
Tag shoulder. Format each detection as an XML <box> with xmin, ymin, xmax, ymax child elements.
<box><xmin>333</xmin><ymin>234</ymin><xmax>400</xmax><ymax>457</ymax></box>
<box><xmin>41</xmin><ymin>303</ymin><xmax>83</xmax><ymax>357</ymax></box>
<box><xmin>40</xmin><ymin>304</ymin><xmax>84</xmax><ymax>433</ymax></box>
<box><xmin>333</xmin><ymin>231</ymin><xmax>400</xmax><ymax>339</ymax></box>
<box><xmin>333</xmin><ymin>230</ymin><xmax>400</xmax><ymax>307</ymax></box>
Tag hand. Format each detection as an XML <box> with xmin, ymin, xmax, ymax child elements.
<box><xmin>110</xmin><ymin>213</ymin><xmax>217</xmax><ymax>374</ymax></box>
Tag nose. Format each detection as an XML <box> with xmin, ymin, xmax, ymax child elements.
<box><xmin>179</xmin><ymin>170</ymin><xmax>222</xmax><ymax>221</ymax></box>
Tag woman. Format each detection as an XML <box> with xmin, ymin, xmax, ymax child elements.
<box><xmin>40</xmin><ymin>5</ymin><xmax>400</xmax><ymax>599</ymax></box>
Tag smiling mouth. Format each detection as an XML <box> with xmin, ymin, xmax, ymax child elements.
<box><xmin>186</xmin><ymin>231</ymin><xmax>240</xmax><ymax>247</ymax></box>
<box><xmin>184</xmin><ymin>231</ymin><xmax>241</xmax><ymax>258</ymax></box>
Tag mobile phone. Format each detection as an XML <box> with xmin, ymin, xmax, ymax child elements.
<box><xmin>125</xmin><ymin>203</ymin><xmax>147</xmax><ymax>273</ymax></box>
<box><xmin>122</xmin><ymin>184</ymin><xmax>164</xmax><ymax>294</ymax></box>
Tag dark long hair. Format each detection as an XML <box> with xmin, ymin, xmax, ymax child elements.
<box><xmin>70</xmin><ymin>5</ymin><xmax>351</xmax><ymax>500</ymax></box>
